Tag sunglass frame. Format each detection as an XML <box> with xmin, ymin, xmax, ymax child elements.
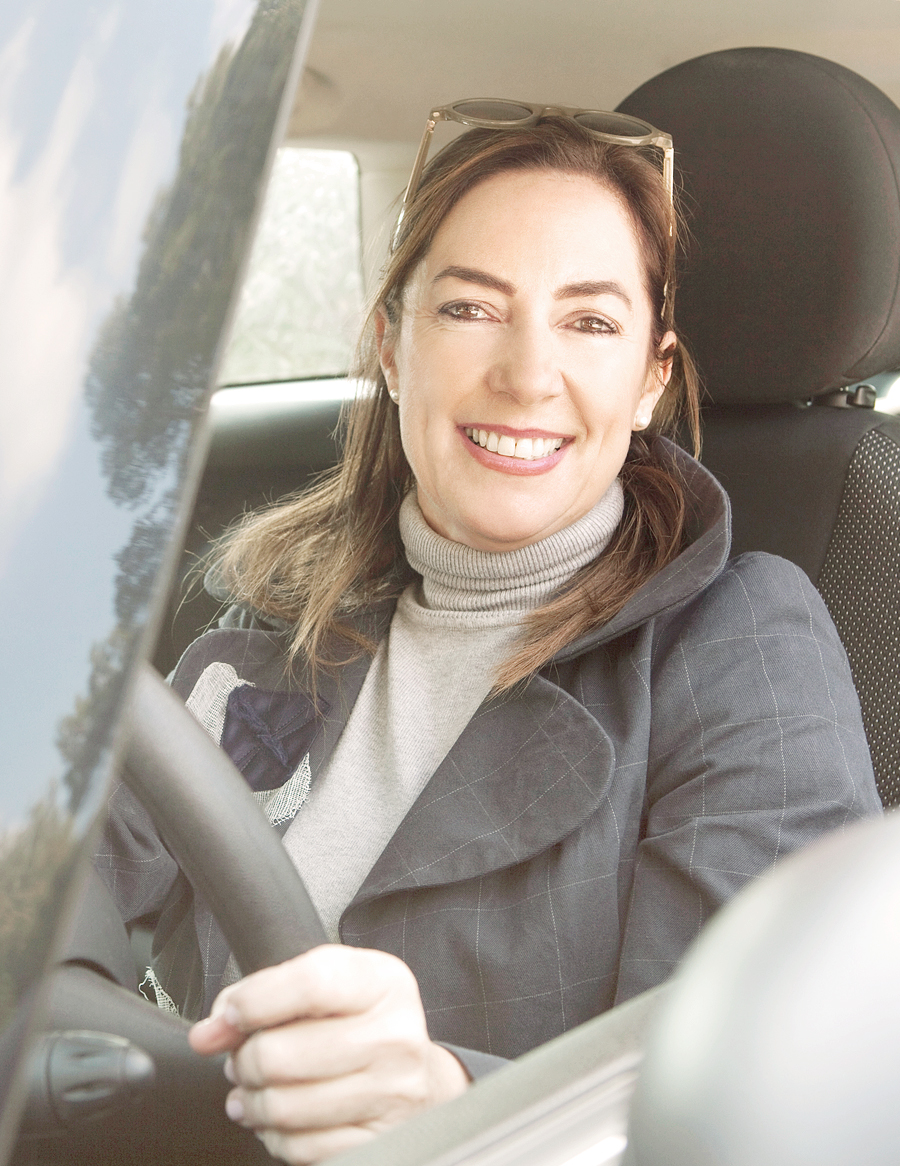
<box><xmin>392</xmin><ymin>99</ymin><xmax>674</xmax><ymax>250</ymax></box>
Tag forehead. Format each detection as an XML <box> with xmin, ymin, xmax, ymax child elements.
<box><xmin>412</xmin><ymin>168</ymin><xmax>650</xmax><ymax>300</ymax></box>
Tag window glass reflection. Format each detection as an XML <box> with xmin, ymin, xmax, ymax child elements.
<box><xmin>219</xmin><ymin>147</ymin><xmax>364</xmax><ymax>385</ymax></box>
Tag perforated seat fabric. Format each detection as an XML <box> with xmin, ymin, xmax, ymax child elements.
<box><xmin>818</xmin><ymin>429</ymin><xmax>900</xmax><ymax>806</ymax></box>
<box><xmin>619</xmin><ymin>49</ymin><xmax>900</xmax><ymax>805</ymax></box>
<box><xmin>697</xmin><ymin>406</ymin><xmax>900</xmax><ymax>808</ymax></box>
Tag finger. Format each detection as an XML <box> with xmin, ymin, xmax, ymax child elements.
<box><xmin>189</xmin><ymin>1009</ymin><xmax>244</xmax><ymax>1056</ymax></box>
<box><xmin>227</xmin><ymin>1071</ymin><xmax>393</xmax><ymax>1132</ymax></box>
<box><xmin>230</xmin><ymin>1004</ymin><xmax>427</xmax><ymax>1087</ymax></box>
<box><xmin>230</xmin><ymin>1014</ymin><xmax>369</xmax><ymax>1086</ymax></box>
<box><xmin>257</xmin><ymin>1123</ymin><xmax>374</xmax><ymax>1165</ymax></box>
<box><xmin>222</xmin><ymin>946</ymin><xmax>418</xmax><ymax>1034</ymax></box>
<box><xmin>189</xmin><ymin>981</ymin><xmax>246</xmax><ymax>1055</ymax></box>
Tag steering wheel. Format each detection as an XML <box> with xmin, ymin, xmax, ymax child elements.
<box><xmin>124</xmin><ymin>664</ymin><xmax>327</xmax><ymax>971</ymax></box>
<box><xmin>16</xmin><ymin>664</ymin><xmax>326</xmax><ymax>1164</ymax></box>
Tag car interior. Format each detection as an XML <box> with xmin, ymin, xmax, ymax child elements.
<box><xmin>154</xmin><ymin>32</ymin><xmax>900</xmax><ymax>809</ymax></box>
<box><xmin>9</xmin><ymin>1</ymin><xmax>900</xmax><ymax>1163</ymax></box>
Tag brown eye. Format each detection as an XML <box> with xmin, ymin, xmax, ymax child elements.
<box><xmin>440</xmin><ymin>302</ymin><xmax>488</xmax><ymax>320</ymax></box>
<box><xmin>575</xmin><ymin>315</ymin><xmax>616</xmax><ymax>334</ymax></box>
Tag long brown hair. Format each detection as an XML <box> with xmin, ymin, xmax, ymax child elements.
<box><xmin>212</xmin><ymin>116</ymin><xmax>701</xmax><ymax>690</ymax></box>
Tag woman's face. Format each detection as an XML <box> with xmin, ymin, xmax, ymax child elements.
<box><xmin>377</xmin><ymin>168</ymin><xmax>675</xmax><ymax>552</ymax></box>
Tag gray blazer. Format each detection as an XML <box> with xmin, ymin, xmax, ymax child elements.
<box><xmin>98</xmin><ymin>447</ymin><xmax>880</xmax><ymax>1067</ymax></box>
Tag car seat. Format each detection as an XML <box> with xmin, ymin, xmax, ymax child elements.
<box><xmin>618</xmin><ymin>47</ymin><xmax>900</xmax><ymax>807</ymax></box>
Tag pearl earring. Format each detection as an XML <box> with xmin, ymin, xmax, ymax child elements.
<box><xmin>634</xmin><ymin>413</ymin><xmax>651</xmax><ymax>430</ymax></box>
<box><xmin>388</xmin><ymin>387</ymin><xmax>399</xmax><ymax>403</ymax></box>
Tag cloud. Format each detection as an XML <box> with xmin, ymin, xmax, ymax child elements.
<box><xmin>105</xmin><ymin>86</ymin><xmax>176</xmax><ymax>285</ymax></box>
<box><xmin>0</xmin><ymin>17</ymin><xmax>97</xmax><ymax>565</ymax></box>
<box><xmin>0</xmin><ymin>7</ymin><xmax>180</xmax><ymax>568</ymax></box>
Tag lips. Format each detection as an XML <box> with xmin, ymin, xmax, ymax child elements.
<box><xmin>463</xmin><ymin>427</ymin><xmax>565</xmax><ymax>461</ymax></box>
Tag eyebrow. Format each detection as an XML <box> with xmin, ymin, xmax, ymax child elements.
<box><xmin>432</xmin><ymin>266</ymin><xmax>633</xmax><ymax>310</ymax></box>
<box><xmin>556</xmin><ymin>280</ymin><xmax>633</xmax><ymax>310</ymax></box>
<box><xmin>433</xmin><ymin>266</ymin><xmax>515</xmax><ymax>295</ymax></box>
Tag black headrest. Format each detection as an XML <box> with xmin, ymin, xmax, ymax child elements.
<box><xmin>618</xmin><ymin>48</ymin><xmax>900</xmax><ymax>406</ymax></box>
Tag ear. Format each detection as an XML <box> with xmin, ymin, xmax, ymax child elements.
<box><xmin>375</xmin><ymin>307</ymin><xmax>399</xmax><ymax>397</ymax></box>
<box><xmin>634</xmin><ymin>330</ymin><xmax>676</xmax><ymax>430</ymax></box>
<box><xmin>656</xmin><ymin>330</ymin><xmax>677</xmax><ymax>389</ymax></box>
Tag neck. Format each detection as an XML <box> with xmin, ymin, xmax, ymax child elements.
<box><xmin>399</xmin><ymin>482</ymin><xmax>625</xmax><ymax>616</ymax></box>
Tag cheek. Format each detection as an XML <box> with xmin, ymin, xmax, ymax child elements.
<box><xmin>397</xmin><ymin>380</ymin><xmax>444</xmax><ymax>482</ymax></box>
<box><xmin>581</xmin><ymin>365</ymin><xmax>654</xmax><ymax>435</ymax></box>
<box><xmin>392</xmin><ymin>332</ymin><xmax>439</xmax><ymax>477</ymax></box>
<box><xmin>395</xmin><ymin>331</ymin><xmax>471</xmax><ymax>427</ymax></box>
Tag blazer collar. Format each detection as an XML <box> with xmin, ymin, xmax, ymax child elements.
<box><xmin>552</xmin><ymin>443</ymin><xmax>731</xmax><ymax>661</ymax></box>
<box><xmin>306</xmin><ymin>601</ymin><xmax>393</xmax><ymax>780</ymax></box>
<box><xmin>350</xmin><ymin>674</ymin><xmax>616</xmax><ymax>903</ymax></box>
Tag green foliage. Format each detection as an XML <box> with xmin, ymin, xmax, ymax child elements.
<box><xmin>84</xmin><ymin>0</ymin><xmax>306</xmax><ymax>512</ymax></box>
<box><xmin>0</xmin><ymin>793</ymin><xmax>76</xmax><ymax>1027</ymax></box>
<box><xmin>56</xmin><ymin>624</ymin><xmax>133</xmax><ymax>813</ymax></box>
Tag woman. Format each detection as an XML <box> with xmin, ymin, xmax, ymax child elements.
<box><xmin>99</xmin><ymin>105</ymin><xmax>879</xmax><ymax>1163</ymax></box>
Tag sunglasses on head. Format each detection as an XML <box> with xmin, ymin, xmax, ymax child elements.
<box><xmin>392</xmin><ymin>99</ymin><xmax>674</xmax><ymax>251</ymax></box>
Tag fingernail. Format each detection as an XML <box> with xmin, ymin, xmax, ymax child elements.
<box><xmin>222</xmin><ymin>1003</ymin><xmax>241</xmax><ymax>1028</ymax></box>
<box><xmin>224</xmin><ymin>1056</ymin><xmax>236</xmax><ymax>1084</ymax></box>
<box><xmin>225</xmin><ymin>1094</ymin><xmax>244</xmax><ymax>1122</ymax></box>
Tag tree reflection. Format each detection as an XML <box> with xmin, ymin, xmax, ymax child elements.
<box><xmin>56</xmin><ymin>0</ymin><xmax>307</xmax><ymax>818</ymax></box>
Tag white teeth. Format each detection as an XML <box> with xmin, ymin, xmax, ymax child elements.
<box><xmin>465</xmin><ymin>428</ymin><xmax>564</xmax><ymax>460</ymax></box>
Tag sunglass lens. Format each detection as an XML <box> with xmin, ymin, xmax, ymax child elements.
<box><xmin>451</xmin><ymin>99</ymin><xmax>534</xmax><ymax>122</ymax></box>
<box><xmin>574</xmin><ymin>111</ymin><xmax>650</xmax><ymax>137</ymax></box>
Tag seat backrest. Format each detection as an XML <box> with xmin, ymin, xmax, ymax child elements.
<box><xmin>152</xmin><ymin>396</ymin><xmax>342</xmax><ymax>678</ymax></box>
<box><xmin>619</xmin><ymin>48</ymin><xmax>900</xmax><ymax>806</ymax></box>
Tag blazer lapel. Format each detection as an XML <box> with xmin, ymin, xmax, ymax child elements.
<box><xmin>352</xmin><ymin>674</ymin><xmax>616</xmax><ymax>903</ymax></box>
<box><xmin>307</xmin><ymin>651</ymin><xmax>371</xmax><ymax>780</ymax></box>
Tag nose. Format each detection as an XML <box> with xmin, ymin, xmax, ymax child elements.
<box><xmin>486</xmin><ymin>316</ymin><xmax>563</xmax><ymax>404</ymax></box>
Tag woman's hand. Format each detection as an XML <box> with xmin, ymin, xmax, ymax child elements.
<box><xmin>189</xmin><ymin>945</ymin><xmax>470</xmax><ymax>1164</ymax></box>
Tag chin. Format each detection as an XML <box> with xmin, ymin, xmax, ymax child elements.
<box><xmin>460</xmin><ymin>517</ymin><xmax>558</xmax><ymax>553</ymax></box>
<box><xmin>423</xmin><ymin>491</ymin><xmax>568</xmax><ymax>551</ymax></box>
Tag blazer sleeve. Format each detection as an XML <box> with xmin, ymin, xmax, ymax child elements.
<box><xmin>614</xmin><ymin>552</ymin><xmax>881</xmax><ymax>1003</ymax></box>
<box><xmin>93</xmin><ymin>779</ymin><xmax>181</xmax><ymax>924</ymax></box>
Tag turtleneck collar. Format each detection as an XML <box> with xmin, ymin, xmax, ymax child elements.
<box><xmin>398</xmin><ymin>480</ymin><xmax>624</xmax><ymax>615</ymax></box>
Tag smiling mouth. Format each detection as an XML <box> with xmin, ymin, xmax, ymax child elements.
<box><xmin>464</xmin><ymin>427</ymin><xmax>565</xmax><ymax>461</ymax></box>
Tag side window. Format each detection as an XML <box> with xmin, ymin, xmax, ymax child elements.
<box><xmin>218</xmin><ymin>147</ymin><xmax>364</xmax><ymax>386</ymax></box>
<box><xmin>880</xmin><ymin>373</ymin><xmax>900</xmax><ymax>413</ymax></box>
<box><xmin>846</xmin><ymin>372</ymin><xmax>900</xmax><ymax>413</ymax></box>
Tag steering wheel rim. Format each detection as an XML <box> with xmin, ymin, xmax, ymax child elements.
<box><xmin>123</xmin><ymin>662</ymin><xmax>327</xmax><ymax>976</ymax></box>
